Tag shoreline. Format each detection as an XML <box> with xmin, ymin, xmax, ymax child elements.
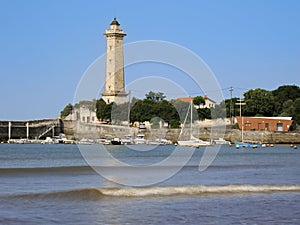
<box><xmin>1</xmin><ymin>119</ymin><xmax>299</xmax><ymax>144</ymax></box>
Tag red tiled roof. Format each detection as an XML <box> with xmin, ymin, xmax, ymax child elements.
<box><xmin>176</xmin><ymin>97</ymin><xmax>194</xmax><ymax>102</ymax></box>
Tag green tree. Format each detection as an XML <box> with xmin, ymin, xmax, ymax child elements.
<box><xmin>130</xmin><ymin>98</ymin><xmax>180</xmax><ymax>127</ymax></box>
<box><xmin>60</xmin><ymin>104</ymin><xmax>73</xmax><ymax>119</ymax></box>
<box><xmin>96</xmin><ymin>99</ymin><xmax>113</xmax><ymax>122</ymax></box>
<box><xmin>280</xmin><ymin>99</ymin><xmax>295</xmax><ymax>117</ymax></box>
<box><xmin>279</xmin><ymin>98</ymin><xmax>300</xmax><ymax>127</ymax></box>
<box><xmin>293</xmin><ymin>98</ymin><xmax>300</xmax><ymax>125</ymax></box>
<box><xmin>211</xmin><ymin>101</ymin><xmax>226</xmax><ymax>119</ymax></box>
<box><xmin>197</xmin><ymin>108</ymin><xmax>211</xmax><ymax>120</ymax></box>
<box><xmin>224</xmin><ymin>98</ymin><xmax>240</xmax><ymax>118</ymax></box>
<box><xmin>172</xmin><ymin>100</ymin><xmax>190</xmax><ymax>123</ymax></box>
<box><xmin>145</xmin><ymin>91</ymin><xmax>166</xmax><ymax>102</ymax></box>
<box><xmin>111</xmin><ymin>102</ymin><xmax>130</xmax><ymax>125</ymax></box>
<box><xmin>74</xmin><ymin>100</ymin><xmax>96</xmax><ymax>111</ymax></box>
<box><xmin>96</xmin><ymin>99</ymin><xmax>106</xmax><ymax>120</ymax></box>
<box><xmin>243</xmin><ymin>88</ymin><xmax>275</xmax><ymax>116</ymax></box>
<box><xmin>272</xmin><ymin>85</ymin><xmax>300</xmax><ymax>115</ymax></box>
<box><xmin>193</xmin><ymin>96</ymin><xmax>205</xmax><ymax>106</ymax></box>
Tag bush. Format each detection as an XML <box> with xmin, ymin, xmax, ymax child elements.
<box><xmin>231</xmin><ymin>123</ymin><xmax>239</xmax><ymax>129</ymax></box>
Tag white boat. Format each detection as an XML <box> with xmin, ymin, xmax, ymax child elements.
<box><xmin>178</xmin><ymin>137</ymin><xmax>211</xmax><ymax>147</ymax></box>
<box><xmin>95</xmin><ymin>138</ymin><xmax>111</xmax><ymax>145</ymax></box>
<box><xmin>78</xmin><ymin>138</ymin><xmax>94</xmax><ymax>145</ymax></box>
<box><xmin>177</xmin><ymin>100</ymin><xmax>211</xmax><ymax>147</ymax></box>
<box><xmin>234</xmin><ymin>99</ymin><xmax>263</xmax><ymax>149</ymax></box>
<box><xmin>121</xmin><ymin>135</ymin><xmax>134</xmax><ymax>145</ymax></box>
<box><xmin>134</xmin><ymin>134</ymin><xmax>147</xmax><ymax>144</ymax></box>
<box><xmin>214</xmin><ymin>138</ymin><xmax>231</xmax><ymax>145</ymax></box>
<box><xmin>41</xmin><ymin>137</ymin><xmax>54</xmax><ymax>144</ymax></box>
<box><xmin>111</xmin><ymin>137</ymin><xmax>122</xmax><ymax>145</ymax></box>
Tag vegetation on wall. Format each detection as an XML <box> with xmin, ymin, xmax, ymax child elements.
<box><xmin>60</xmin><ymin>104</ymin><xmax>73</xmax><ymax>119</ymax></box>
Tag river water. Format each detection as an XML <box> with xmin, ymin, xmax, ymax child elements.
<box><xmin>0</xmin><ymin>144</ymin><xmax>299</xmax><ymax>224</ymax></box>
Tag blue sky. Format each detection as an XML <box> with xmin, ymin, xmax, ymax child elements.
<box><xmin>0</xmin><ymin>0</ymin><xmax>299</xmax><ymax>120</ymax></box>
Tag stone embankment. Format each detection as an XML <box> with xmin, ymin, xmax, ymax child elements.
<box><xmin>0</xmin><ymin>119</ymin><xmax>299</xmax><ymax>144</ymax></box>
<box><xmin>62</xmin><ymin>121</ymin><xmax>300</xmax><ymax>144</ymax></box>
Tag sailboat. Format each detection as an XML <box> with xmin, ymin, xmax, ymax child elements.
<box><xmin>177</xmin><ymin>100</ymin><xmax>211</xmax><ymax>147</ymax></box>
<box><xmin>234</xmin><ymin>99</ymin><xmax>263</xmax><ymax>148</ymax></box>
<box><xmin>234</xmin><ymin>118</ymin><xmax>263</xmax><ymax>149</ymax></box>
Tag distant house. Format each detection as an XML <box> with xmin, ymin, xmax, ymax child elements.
<box><xmin>201</xmin><ymin>96</ymin><xmax>216</xmax><ymax>109</ymax></box>
<box><xmin>65</xmin><ymin>107</ymin><xmax>99</xmax><ymax>124</ymax></box>
<box><xmin>176</xmin><ymin>96</ymin><xmax>216</xmax><ymax>109</ymax></box>
<box><xmin>235</xmin><ymin>116</ymin><xmax>293</xmax><ymax>132</ymax></box>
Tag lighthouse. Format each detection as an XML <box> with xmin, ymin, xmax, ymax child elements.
<box><xmin>102</xmin><ymin>17</ymin><xmax>127</xmax><ymax>104</ymax></box>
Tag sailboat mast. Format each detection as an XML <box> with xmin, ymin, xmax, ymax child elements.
<box><xmin>236</xmin><ymin>98</ymin><xmax>246</xmax><ymax>143</ymax></box>
<box><xmin>190</xmin><ymin>100</ymin><xmax>193</xmax><ymax>139</ymax></box>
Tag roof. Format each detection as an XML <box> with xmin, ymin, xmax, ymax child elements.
<box><xmin>203</xmin><ymin>95</ymin><xmax>216</xmax><ymax>103</ymax></box>
<box><xmin>176</xmin><ymin>96</ymin><xmax>216</xmax><ymax>103</ymax></box>
<box><xmin>176</xmin><ymin>97</ymin><xmax>194</xmax><ymax>102</ymax></box>
<box><xmin>252</xmin><ymin>117</ymin><xmax>293</xmax><ymax>120</ymax></box>
<box><xmin>236</xmin><ymin>116</ymin><xmax>293</xmax><ymax>121</ymax></box>
<box><xmin>110</xmin><ymin>17</ymin><xmax>120</xmax><ymax>26</ymax></box>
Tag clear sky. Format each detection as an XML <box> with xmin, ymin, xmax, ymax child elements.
<box><xmin>0</xmin><ymin>0</ymin><xmax>299</xmax><ymax>120</ymax></box>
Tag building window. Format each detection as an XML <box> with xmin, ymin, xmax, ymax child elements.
<box><xmin>265</xmin><ymin>123</ymin><xmax>269</xmax><ymax>131</ymax></box>
<box><xmin>277</xmin><ymin>123</ymin><xmax>283</xmax><ymax>131</ymax></box>
<box><xmin>82</xmin><ymin>116</ymin><xmax>85</xmax><ymax>122</ymax></box>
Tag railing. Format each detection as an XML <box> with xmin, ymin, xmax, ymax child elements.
<box><xmin>38</xmin><ymin>124</ymin><xmax>56</xmax><ymax>139</ymax></box>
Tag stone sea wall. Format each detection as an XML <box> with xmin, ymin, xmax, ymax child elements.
<box><xmin>62</xmin><ymin>121</ymin><xmax>300</xmax><ymax>144</ymax></box>
<box><xmin>0</xmin><ymin>119</ymin><xmax>299</xmax><ymax>144</ymax></box>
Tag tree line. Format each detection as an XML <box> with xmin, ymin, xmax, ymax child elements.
<box><xmin>224</xmin><ymin>85</ymin><xmax>300</xmax><ymax>126</ymax></box>
<box><xmin>60</xmin><ymin>85</ymin><xmax>300</xmax><ymax>129</ymax></box>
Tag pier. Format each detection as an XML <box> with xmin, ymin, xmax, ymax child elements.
<box><xmin>0</xmin><ymin>119</ymin><xmax>62</xmax><ymax>141</ymax></box>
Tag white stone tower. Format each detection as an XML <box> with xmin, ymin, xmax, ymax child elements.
<box><xmin>102</xmin><ymin>17</ymin><xmax>127</xmax><ymax>104</ymax></box>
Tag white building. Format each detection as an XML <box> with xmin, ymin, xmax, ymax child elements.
<box><xmin>65</xmin><ymin>107</ymin><xmax>99</xmax><ymax>124</ymax></box>
<box><xmin>176</xmin><ymin>96</ymin><xmax>216</xmax><ymax>109</ymax></box>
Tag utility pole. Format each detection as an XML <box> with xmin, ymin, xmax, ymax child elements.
<box><xmin>127</xmin><ymin>90</ymin><xmax>131</xmax><ymax>128</ymax></box>
<box><xmin>229</xmin><ymin>87</ymin><xmax>233</xmax><ymax>125</ymax></box>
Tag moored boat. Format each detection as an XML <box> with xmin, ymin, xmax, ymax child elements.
<box><xmin>111</xmin><ymin>137</ymin><xmax>122</xmax><ymax>145</ymax></box>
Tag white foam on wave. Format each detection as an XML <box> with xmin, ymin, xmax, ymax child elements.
<box><xmin>98</xmin><ymin>185</ymin><xmax>300</xmax><ymax>197</ymax></box>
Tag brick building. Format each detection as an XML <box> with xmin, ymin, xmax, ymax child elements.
<box><xmin>235</xmin><ymin>116</ymin><xmax>293</xmax><ymax>132</ymax></box>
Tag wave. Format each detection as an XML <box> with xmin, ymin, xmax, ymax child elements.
<box><xmin>0</xmin><ymin>166</ymin><xmax>93</xmax><ymax>174</ymax></box>
<box><xmin>0</xmin><ymin>164</ymin><xmax>283</xmax><ymax>174</ymax></box>
<box><xmin>98</xmin><ymin>185</ymin><xmax>300</xmax><ymax>197</ymax></box>
<box><xmin>7</xmin><ymin>185</ymin><xmax>300</xmax><ymax>201</ymax></box>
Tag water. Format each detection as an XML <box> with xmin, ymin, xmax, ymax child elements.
<box><xmin>0</xmin><ymin>144</ymin><xmax>300</xmax><ymax>224</ymax></box>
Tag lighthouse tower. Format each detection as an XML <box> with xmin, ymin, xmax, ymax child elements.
<box><xmin>102</xmin><ymin>17</ymin><xmax>127</xmax><ymax>104</ymax></box>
